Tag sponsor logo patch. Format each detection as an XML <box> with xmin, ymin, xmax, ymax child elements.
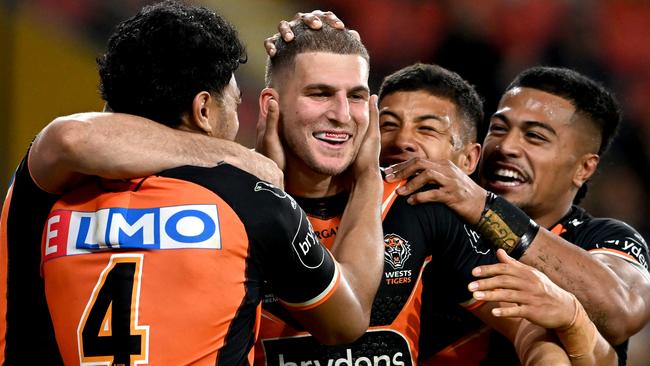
<box><xmin>43</xmin><ymin>205</ymin><xmax>221</xmax><ymax>261</ymax></box>
<box><xmin>262</xmin><ymin>330</ymin><xmax>412</xmax><ymax>366</ymax></box>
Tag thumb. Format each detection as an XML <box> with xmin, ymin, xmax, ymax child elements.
<box><xmin>496</xmin><ymin>248</ymin><xmax>517</xmax><ymax>265</ymax></box>
<box><xmin>266</xmin><ymin>98</ymin><xmax>280</xmax><ymax>138</ymax></box>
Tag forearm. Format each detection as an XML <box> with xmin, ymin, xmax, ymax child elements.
<box><xmin>555</xmin><ymin>295</ymin><xmax>618</xmax><ymax>366</ymax></box>
<box><xmin>514</xmin><ymin>320</ymin><xmax>571</xmax><ymax>366</ymax></box>
<box><xmin>521</xmin><ymin>230</ymin><xmax>634</xmax><ymax>342</ymax></box>
<box><xmin>330</xmin><ymin>169</ymin><xmax>384</xmax><ymax>314</ymax></box>
<box><xmin>31</xmin><ymin>112</ymin><xmax>281</xmax><ymax>192</ymax></box>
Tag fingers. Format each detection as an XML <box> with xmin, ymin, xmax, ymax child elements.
<box><xmin>491</xmin><ymin>304</ymin><xmax>527</xmax><ymax>318</ymax></box>
<box><xmin>496</xmin><ymin>248</ymin><xmax>518</xmax><ymax>265</ymax></box>
<box><xmin>265</xmin><ymin>98</ymin><xmax>280</xmax><ymax>138</ymax></box>
<box><xmin>385</xmin><ymin>158</ymin><xmax>433</xmax><ymax>183</ymax></box>
<box><xmin>395</xmin><ymin>167</ymin><xmax>443</xmax><ymax>196</ymax></box>
<box><xmin>368</xmin><ymin>94</ymin><xmax>379</xmax><ymax>138</ymax></box>
<box><xmin>348</xmin><ymin>29</ymin><xmax>361</xmax><ymax>41</ymax></box>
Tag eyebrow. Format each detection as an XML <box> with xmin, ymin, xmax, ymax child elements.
<box><xmin>492</xmin><ymin>112</ymin><xmax>557</xmax><ymax>136</ymax></box>
<box><xmin>303</xmin><ymin>83</ymin><xmax>370</xmax><ymax>94</ymax></box>
<box><xmin>379</xmin><ymin>109</ymin><xmax>446</xmax><ymax>124</ymax></box>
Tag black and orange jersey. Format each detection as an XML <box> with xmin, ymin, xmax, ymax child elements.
<box><xmin>3</xmin><ymin>158</ymin><xmax>342</xmax><ymax>365</ymax></box>
<box><xmin>254</xmin><ymin>181</ymin><xmax>497</xmax><ymax>366</ymax></box>
<box><xmin>0</xmin><ymin>153</ymin><xmax>63</xmax><ymax>365</ymax></box>
<box><xmin>420</xmin><ymin>204</ymin><xmax>650</xmax><ymax>366</ymax></box>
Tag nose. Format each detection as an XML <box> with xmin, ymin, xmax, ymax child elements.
<box><xmin>392</xmin><ymin>126</ymin><xmax>417</xmax><ymax>153</ymax></box>
<box><xmin>326</xmin><ymin>92</ymin><xmax>351</xmax><ymax>123</ymax></box>
<box><xmin>495</xmin><ymin>130</ymin><xmax>522</xmax><ymax>157</ymax></box>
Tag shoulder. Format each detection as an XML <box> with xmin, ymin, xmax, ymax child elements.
<box><xmin>566</xmin><ymin>208</ymin><xmax>649</xmax><ymax>271</ymax></box>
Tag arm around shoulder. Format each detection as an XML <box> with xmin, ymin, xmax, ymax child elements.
<box><xmin>29</xmin><ymin>112</ymin><xmax>283</xmax><ymax>193</ymax></box>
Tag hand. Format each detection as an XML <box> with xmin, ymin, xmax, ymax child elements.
<box><xmin>469</xmin><ymin>249</ymin><xmax>577</xmax><ymax>329</ymax></box>
<box><xmin>237</xmin><ymin>149</ymin><xmax>284</xmax><ymax>189</ymax></box>
<box><xmin>256</xmin><ymin>94</ymin><xmax>285</xmax><ymax>172</ymax></box>
<box><xmin>348</xmin><ymin>95</ymin><xmax>381</xmax><ymax>185</ymax></box>
<box><xmin>264</xmin><ymin>10</ymin><xmax>360</xmax><ymax>57</ymax></box>
<box><xmin>384</xmin><ymin>158</ymin><xmax>487</xmax><ymax>224</ymax></box>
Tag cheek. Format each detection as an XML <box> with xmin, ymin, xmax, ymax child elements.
<box><xmin>351</xmin><ymin>104</ymin><xmax>369</xmax><ymax>126</ymax></box>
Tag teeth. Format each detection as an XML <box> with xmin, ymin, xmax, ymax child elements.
<box><xmin>314</xmin><ymin>132</ymin><xmax>350</xmax><ymax>142</ymax></box>
<box><xmin>495</xmin><ymin>168</ymin><xmax>524</xmax><ymax>181</ymax></box>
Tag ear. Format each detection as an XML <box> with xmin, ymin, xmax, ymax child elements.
<box><xmin>573</xmin><ymin>153</ymin><xmax>599</xmax><ymax>188</ymax></box>
<box><xmin>190</xmin><ymin>91</ymin><xmax>216</xmax><ymax>135</ymax></box>
<box><xmin>259</xmin><ymin>87</ymin><xmax>280</xmax><ymax>118</ymax></box>
<box><xmin>457</xmin><ymin>142</ymin><xmax>481</xmax><ymax>175</ymax></box>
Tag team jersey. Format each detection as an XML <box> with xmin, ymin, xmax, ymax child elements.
<box><xmin>0</xmin><ymin>153</ymin><xmax>64</xmax><ymax>365</ymax></box>
<box><xmin>254</xmin><ymin>180</ymin><xmax>497</xmax><ymax>366</ymax></box>
<box><xmin>420</xmin><ymin>204</ymin><xmax>650</xmax><ymax>366</ymax></box>
<box><xmin>4</xmin><ymin>158</ymin><xmax>342</xmax><ymax>365</ymax></box>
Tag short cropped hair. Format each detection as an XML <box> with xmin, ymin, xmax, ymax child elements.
<box><xmin>265</xmin><ymin>23</ymin><xmax>369</xmax><ymax>87</ymax></box>
<box><xmin>378</xmin><ymin>63</ymin><xmax>483</xmax><ymax>144</ymax></box>
<box><xmin>507</xmin><ymin>66</ymin><xmax>622</xmax><ymax>204</ymax></box>
<box><xmin>97</xmin><ymin>0</ymin><xmax>246</xmax><ymax>127</ymax></box>
<box><xmin>506</xmin><ymin>66</ymin><xmax>621</xmax><ymax>156</ymax></box>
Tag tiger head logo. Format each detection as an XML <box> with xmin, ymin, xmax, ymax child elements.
<box><xmin>384</xmin><ymin>234</ymin><xmax>411</xmax><ymax>270</ymax></box>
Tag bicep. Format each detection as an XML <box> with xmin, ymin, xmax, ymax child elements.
<box><xmin>594</xmin><ymin>253</ymin><xmax>650</xmax><ymax>328</ymax></box>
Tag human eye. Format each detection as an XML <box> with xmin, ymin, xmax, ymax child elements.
<box><xmin>525</xmin><ymin>130</ymin><xmax>549</xmax><ymax>143</ymax></box>
<box><xmin>488</xmin><ymin>121</ymin><xmax>508</xmax><ymax>135</ymax></box>
<box><xmin>379</xmin><ymin>119</ymin><xmax>399</xmax><ymax>131</ymax></box>
<box><xmin>348</xmin><ymin>91</ymin><xmax>368</xmax><ymax>102</ymax></box>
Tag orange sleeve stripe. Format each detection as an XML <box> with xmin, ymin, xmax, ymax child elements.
<box><xmin>381</xmin><ymin>180</ymin><xmax>405</xmax><ymax>220</ymax></box>
<box><xmin>588</xmin><ymin>248</ymin><xmax>639</xmax><ymax>264</ymax></box>
<box><xmin>279</xmin><ymin>260</ymin><xmax>341</xmax><ymax>312</ymax></box>
<box><xmin>461</xmin><ymin>298</ymin><xmax>485</xmax><ymax>311</ymax></box>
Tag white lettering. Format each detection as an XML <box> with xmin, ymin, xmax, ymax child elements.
<box><xmin>334</xmin><ymin>349</ymin><xmax>353</xmax><ymax>366</ymax></box>
<box><xmin>277</xmin><ymin>349</ymin><xmax>405</xmax><ymax>366</ymax></box>
<box><xmin>392</xmin><ymin>353</ymin><xmax>404</xmax><ymax>366</ymax></box>
<box><xmin>45</xmin><ymin>215</ymin><xmax>60</xmax><ymax>256</ymax></box>
<box><xmin>110</xmin><ymin>212</ymin><xmax>155</xmax><ymax>245</ymax></box>
<box><xmin>279</xmin><ymin>354</ymin><xmax>297</xmax><ymax>366</ymax></box>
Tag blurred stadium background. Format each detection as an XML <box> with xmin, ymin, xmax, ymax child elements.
<box><xmin>0</xmin><ymin>1</ymin><xmax>648</xmax><ymax>364</ymax></box>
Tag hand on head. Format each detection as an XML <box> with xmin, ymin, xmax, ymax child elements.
<box><xmin>264</xmin><ymin>10</ymin><xmax>360</xmax><ymax>57</ymax></box>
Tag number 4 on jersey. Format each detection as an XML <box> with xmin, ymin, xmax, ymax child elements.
<box><xmin>78</xmin><ymin>254</ymin><xmax>149</xmax><ymax>366</ymax></box>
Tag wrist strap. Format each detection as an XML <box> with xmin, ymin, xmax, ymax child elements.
<box><xmin>476</xmin><ymin>192</ymin><xmax>539</xmax><ymax>259</ymax></box>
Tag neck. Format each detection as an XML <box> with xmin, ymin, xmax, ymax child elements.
<box><xmin>283</xmin><ymin>161</ymin><xmax>348</xmax><ymax>198</ymax></box>
<box><xmin>526</xmin><ymin>200</ymin><xmax>574</xmax><ymax>229</ymax></box>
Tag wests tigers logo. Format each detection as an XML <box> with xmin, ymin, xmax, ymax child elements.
<box><xmin>384</xmin><ymin>233</ymin><xmax>411</xmax><ymax>270</ymax></box>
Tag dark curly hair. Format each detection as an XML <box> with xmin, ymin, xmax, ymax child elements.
<box><xmin>97</xmin><ymin>0</ymin><xmax>246</xmax><ymax>127</ymax></box>
<box><xmin>506</xmin><ymin>66</ymin><xmax>622</xmax><ymax>204</ymax></box>
<box><xmin>378</xmin><ymin>63</ymin><xmax>484</xmax><ymax>144</ymax></box>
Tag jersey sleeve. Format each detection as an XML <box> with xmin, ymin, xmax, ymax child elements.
<box><xmin>420</xmin><ymin>201</ymin><xmax>498</xmax><ymax>305</ymax></box>
<box><xmin>158</xmin><ymin>164</ymin><xmax>339</xmax><ymax>311</ymax></box>
<box><xmin>572</xmin><ymin>218</ymin><xmax>649</xmax><ymax>273</ymax></box>
<box><xmin>246</xmin><ymin>182</ymin><xmax>339</xmax><ymax>310</ymax></box>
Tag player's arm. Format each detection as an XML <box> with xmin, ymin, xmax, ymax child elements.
<box><xmin>28</xmin><ymin>112</ymin><xmax>282</xmax><ymax>193</ymax></box>
<box><xmin>518</xmin><ymin>230</ymin><xmax>650</xmax><ymax>345</ymax></box>
<box><xmin>385</xmin><ymin>157</ymin><xmax>650</xmax><ymax>344</ymax></box>
<box><xmin>470</xmin><ymin>249</ymin><xmax>617</xmax><ymax>365</ymax></box>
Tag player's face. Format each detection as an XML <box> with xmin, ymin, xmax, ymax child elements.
<box><xmin>479</xmin><ymin>87</ymin><xmax>584</xmax><ymax>218</ymax></box>
<box><xmin>278</xmin><ymin>52</ymin><xmax>370</xmax><ymax>176</ymax></box>
<box><xmin>211</xmin><ymin>74</ymin><xmax>241</xmax><ymax>141</ymax></box>
<box><xmin>379</xmin><ymin>90</ymin><xmax>465</xmax><ymax>167</ymax></box>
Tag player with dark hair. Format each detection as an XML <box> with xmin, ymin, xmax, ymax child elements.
<box><xmin>379</xmin><ymin>63</ymin><xmax>483</xmax><ymax>168</ymax></box>
<box><xmin>386</xmin><ymin>66</ymin><xmax>650</xmax><ymax>365</ymax></box>
<box><xmin>253</xmin><ymin>24</ymin><xmax>609</xmax><ymax>365</ymax></box>
<box><xmin>0</xmin><ymin>3</ymin><xmax>384</xmax><ymax>364</ymax></box>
